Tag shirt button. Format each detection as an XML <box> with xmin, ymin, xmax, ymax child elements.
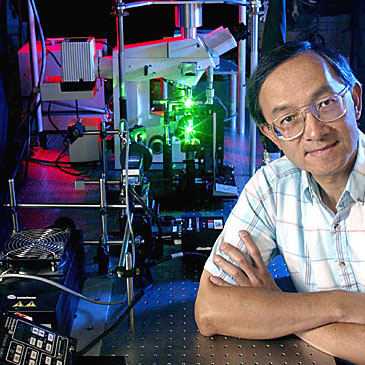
<box><xmin>339</xmin><ymin>261</ymin><xmax>346</xmax><ymax>267</ymax></box>
<box><xmin>334</xmin><ymin>223</ymin><xmax>340</xmax><ymax>230</ymax></box>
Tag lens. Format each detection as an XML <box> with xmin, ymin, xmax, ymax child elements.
<box><xmin>316</xmin><ymin>95</ymin><xmax>345</xmax><ymax>122</ymax></box>
<box><xmin>273</xmin><ymin>113</ymin><xmax>304</xmax><ymax>140</ymax></box>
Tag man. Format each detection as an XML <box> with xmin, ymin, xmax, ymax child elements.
<box><xmin>195</xmin><ymin>41</ymin><xmax>365</xmax><ymax>365</ymax></box>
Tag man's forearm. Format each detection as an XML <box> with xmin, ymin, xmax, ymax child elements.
<box><xmin>296</xmin><ymin>323</ymin><xmax>365</xmax><ymax>365</ymax></box>
<box><xmin>195</xmin><ymin>270</ymin><xmax>349</xmax><ymax>339</ymax></box>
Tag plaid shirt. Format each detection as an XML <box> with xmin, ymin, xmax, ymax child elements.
<box><xmin>205</xmin><ymin>131</ymin><xmax>365</xmax><ymax>292</ymax></box>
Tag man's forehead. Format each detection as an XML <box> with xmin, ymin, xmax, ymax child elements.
<box><xmin>259</xmin><ymin>52</ymin><xmax>342</xmax><ymax>117</ymax></box>
<box><xmin>264</xmin><ymin>52</ymin><xmax>330</xmax><ymax>86</ymax></box>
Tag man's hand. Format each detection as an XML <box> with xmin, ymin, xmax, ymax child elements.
<box><xmin>210</xmin><ymin>230</ymin><xmax>280</xmax><ymax>291</ymax></box>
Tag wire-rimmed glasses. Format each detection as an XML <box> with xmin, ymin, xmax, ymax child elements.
<box><xmin>266</xmin><ymin>85</ymin><xmax>349</xmax><ymax>141</ymax></box>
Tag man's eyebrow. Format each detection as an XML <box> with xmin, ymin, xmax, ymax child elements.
<box><xmin>270</xmin><ymin>85</ymin><xmax>338</xmax><ymax>116</ymax></box>
<box><xmin>311</xmin><ymin>85</ymin><xmax>336</xmax><ymax>100</ymax></box>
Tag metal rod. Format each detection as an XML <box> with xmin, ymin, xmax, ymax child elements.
<box><xmin>237</xmin><ymin>2</ymin><xmax>247</xmax><ymax>134</ymax></box>
<box><xmin>116</xmin><ymin>3</ymin><xmax>127</xmax><ymax>102</ymax></box>
<box><xmin>4</xmin><ymin>203</ymin><xmax>127</xmax><ymax>209</ymax></box>
<box><xmin>206</xmin><ymin>66</ymin><xmax>214</xmax><ymax>105</ymax></box>
<box><xmin>124</xmin><ymin>0</ymin><xmax>251</xmax><ymax>10</ymax></box>
<box><xmin>230</xmin><ymin>72</ymin><xmax>237</xmax><ymax>129</ymax></box>
<box><xmin>84</xmin><ymin>180</ymin><xmax>120</xmax><ymax>185</ymax></box>
<box><xmin>248</xmin><ymin>0</ymin><xmax>261</xmax><ymax>176</ymax></box>
<box><xmin>82</xmin><ymin>129</ymin><xmax>120</xmax><ymax>136</ymax></box>
<box><xmin>119</xmin><ymin>213</ymin><xmax>133</xmax><ymax>268</ymax></box>
<box><xmin>175</xmin><ymin>3</ymin><xmax>202</xmax><ymax>39</ymax></box>
<box><xmin>213</xmin><ymin>112</ymin><xmax>217</xmax><ymax>184</ymax></box>
<box><xmin>83</xmin><ymin>240</ymin><xmax>124</xmax><ymax>245</ymax></box>
<box><xmin>100</xmin><ymin>174</ymin><xmax>109</xmax><ymax>248</ymax></box>
<box><xmin>101</xmin><ymin>121</ymin><xmax>108</xmax><ymax>174</ymax></box>
<box><xmin>8</xmin><ymin>179</ymin><xmax>19</xmax><ymax>233</ymax></box>
<box><xmin>125</xmin><ymin>252</ymin><xmax>134</xmax><ymax>327</ymax></box>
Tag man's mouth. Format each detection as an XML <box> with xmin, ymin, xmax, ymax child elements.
<box><xmin>306</xmin><ymin>141</ymin><xmax>338</xmax><ymax>156</ymax></box>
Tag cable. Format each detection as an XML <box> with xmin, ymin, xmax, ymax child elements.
<box><xmin>128</xmin><ymin>187</ymin><xmax>162</xmax><ymax>236</ymax></box>
<box><xmin>214</xmin><ymin>96</ymin><xmax>238</xmax><ymax>122</ymax></box>
<box><xmin>122</xmin><ymin>126</ymin><xmax>134</xmax><ymax>249</ymax></box>
<box><xmin>0</xmin><ymin>273</ymin><xmax>127</xmax><ymax>306</ymax></box>
<box><xmin>49</xmin><ymin>100</ymin><xmax>106</xmax><ymax>114</ymax></box>
<box><xmin>55</xmin><ymin>146</ymin><xmax>88</xmax><ymax>177</ymax></box>
<box><xmin>74</xmin><ymin>287</ymin><xmax>146</xmax><ymax>356</ymax></box>
<box><xmin>147</xmin><ymin>251</ymin><xmax>208</xmax><ymax>267</ymax></box>
<box><xmin>75</xmin><ymin>100</ymin><xmax>79</xmax><ymax>118</ymax></box>
<box><xmin>46</xmin><ymin>49</ymin><xmax>62</xmax><ymax>68</ymax></box>
<box><xmin>29</xmin><ymin>156</ymin><xmax>98</xmax><ymax>167</ymax></box>
<box><xmin>74</xmin><ymin>251</ymin><xmax>204</xmax><ymax>356</ymax></box>
<box><xmin>47</xmin><ymin>102</ymin><xmax>67</xmax><ymax>137</ymax></box>
<box><xmin>29</xmin><ymin>0</ymin><xmax>46</xmax><ymax>87</ymax></box>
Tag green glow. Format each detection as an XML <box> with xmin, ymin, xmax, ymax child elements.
<box><xmin>130</xmin><ymin>128</ymin><xmax>147</xmax><ymax>143</ymax></box>
<box><xmin>183</xmin><ymin>119</ymin><xmax>200</xmax><ymax>145</ymax></box>
<box><xmin>184</xmin><ymin>98</ymin><xmax>194</xmax><ymax>109</ymax></box>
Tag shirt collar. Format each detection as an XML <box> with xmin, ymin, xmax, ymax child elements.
<box><xmin>301</xmin><ymin>170</ymin><xmax>318</xmax><ymax>203</ymax></box>
<box><xmin>345</xmin><ymin>130</ymin><xmax>365</xmax><ymax>204</ymax></box>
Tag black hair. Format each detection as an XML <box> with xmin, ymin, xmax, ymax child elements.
<box><xmin>247</xmin><ymin>41</ymin><xmax>358</xmax><ymax>126</ymax></box>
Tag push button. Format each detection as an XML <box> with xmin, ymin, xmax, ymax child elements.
<box><xmin>46</xmin><ymin>343</ymin><xmax>52</xmax><ymax>352</ymax></box>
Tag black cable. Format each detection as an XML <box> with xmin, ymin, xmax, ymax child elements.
<box><xmin>74</xmin><ymin>287</ymin><xmax>147</xmax><ymax>357</ymax></box>
<box><xmin>47</xmin><ymin>102</ymin><xmax>67</xmax><ymax>137</ymax></box>
<box><xmin>13</xmin><ymin>93</ymin><xmax>39</xmax><ymax>136</ymax></box>
<box><xmin>19</xmin><ymin>97</ymin><xmax>43</xmax><ymax>187</ymax></box>
<box><xmin>46</xmin><ymin>49</ymin><xmax>61</xmax><ymax>68</ymax></box>
<box><xmin>147</xmin><ymin>251</ymin><xmax>208</xmax><ymax>267</ymax></box>
<box><xmin>75</xmin><ymin>100</ymin><xmax>79</xmax><ymax>118</ymax></box>
<box><xmin>74</xmin><ymin>251</ymin><xmax>205</xmax><ymax>356</ymax></box>
<box><xmin>55</xmin><ymin>146</ymin><xmax>88</xmax><ymax>177</ymax></box>
<box><xmin>29</xmin><ymin>156</ymin><xmax>98</xmax><ymax>167</ymax></box>
<box><xmin>128</xmin><ymin>187</ymin><xmax>162</xmax><ymax>236</ymax></box>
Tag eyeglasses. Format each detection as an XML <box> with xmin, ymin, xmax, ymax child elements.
<box><xmin>266</xmin><ymin>85</ymin><xmax>349</xmax><ymax>141</ymax></box>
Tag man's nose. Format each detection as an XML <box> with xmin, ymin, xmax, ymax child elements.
<box><xmin>302</xmin><ymin>111</ymin><xmax>331</xmax><ymax>140</ymax></box>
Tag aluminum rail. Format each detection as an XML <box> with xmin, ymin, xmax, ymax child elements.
<box><xmin>248</xmin><ymin>0</ymin><xmax>261</xmax><ymax>176</ymax></box>
<box><xmin>4</xmin><ymin>203</ymin><xmax>126</xmax><ymax>209</ymax></box>
<box><xmin>122</xmin><ymin>0</ymin><xmax>251</xmax><ymax>9</ymax></box>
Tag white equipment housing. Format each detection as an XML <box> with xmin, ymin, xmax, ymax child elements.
<box><xmin>112</xmin><ymin>27</ymin><xmax>238</xmax><ymax>168</ymax></box>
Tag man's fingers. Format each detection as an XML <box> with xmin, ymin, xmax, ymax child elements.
<box><xmin>238</xmin><ymin>230</ymin><xmax>266</xmax><ymax>269</ymax></box>
<box><xmin>219</xmin><ymin>241</ymin><xmax>258</xmax><ymax>282</ymax></box>
<box><xmin>209</xmin><ymin>275</ymin><xmax>231</xmax><ymax>286</ymax></box>
<box><xmin>213</xmin><ymin>254</ymin><xmax>250</xmax><ymax>286</ymax></box>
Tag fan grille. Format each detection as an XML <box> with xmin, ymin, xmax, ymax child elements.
<box><xmin>3</xmin><ymin>228</ymin><xmax>69</xmax><ymax>261</ymax></box>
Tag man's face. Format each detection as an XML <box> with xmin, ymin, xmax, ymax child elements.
<box><xmin>259</xmin><ymin>52</ymin><xmax>362</xmax><ymax>183</ymax></box>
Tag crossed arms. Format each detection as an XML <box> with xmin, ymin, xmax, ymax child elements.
<box><xmin>194</xmin><ymin>230</ymin><xmax>365</xmax><ymax>364</ymax></box>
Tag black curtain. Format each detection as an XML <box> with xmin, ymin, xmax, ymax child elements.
<box><xmin>0</xmin><ymin>0</ymin><xmax>8</xmax><ymax>165</ymax></box>
<box><xmin>260</xmin><ymin>0</ymin><xmax>286</xmax><ymax>154</ymax></box>
<box><xmin>350</xmin><ymin>0</ymin><xmax>365</xmax><ymax>133</ymax></box>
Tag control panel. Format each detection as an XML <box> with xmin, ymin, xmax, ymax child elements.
<box><xmin>0</xmin><ymin>314</ymin><xmax>76</xmax><ymax>365</ymax></box>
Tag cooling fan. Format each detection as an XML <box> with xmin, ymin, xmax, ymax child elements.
<box><xmin>0</xmin><ymin>228</ymin><xmax>70</xmax><ymax>274</ymax></box>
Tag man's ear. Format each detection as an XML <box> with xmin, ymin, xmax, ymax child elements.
<box><xmin>351</xmin><ymin>81</ymin><xmax>363</xmax><ymax>120</ymax></box>
<box><xmin>259</xmin><ymin>124</ymin><xmax>282</xmax><ymax>150</ymax></box>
